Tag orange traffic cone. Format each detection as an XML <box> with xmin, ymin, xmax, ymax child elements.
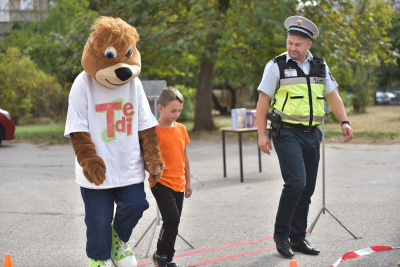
<box><xmin>290</xmin><ymin>259</ymin><xmax>298</xmax><ymax>267</ymax></box>
<box><xmin>4</xmin><ymin>254</ymin><xmax>13</xmax><ymax>267</ymax></box>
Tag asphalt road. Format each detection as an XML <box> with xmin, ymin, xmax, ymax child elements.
<box><xmin>0</xmin><ymin>137</ymin><xmax>399</xmax><ymax>267</ymax></box>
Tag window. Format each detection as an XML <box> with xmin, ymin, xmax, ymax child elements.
<box><xmin>20</xmin><ymin>0</ymin><xmax>33</xmax><ymax>10</ymax></box>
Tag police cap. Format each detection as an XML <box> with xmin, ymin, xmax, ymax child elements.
<box><xmin>284</xmin><ymin>16</ymin><xmax>319</xmax><ymax>39</ymax></box>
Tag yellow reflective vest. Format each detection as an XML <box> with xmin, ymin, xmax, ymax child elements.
<box><xmin>272</xmin><ymin>53</ymin><xmax>326</xmax><ymax>126</ymax></box>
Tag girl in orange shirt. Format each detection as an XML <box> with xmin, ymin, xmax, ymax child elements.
<box><xmin>150</xmin><ymin>86</ymin><xmax>192</xmax><ymax>267</ymax></box>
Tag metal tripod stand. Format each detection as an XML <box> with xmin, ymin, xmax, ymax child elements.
<box><xmin>134</xmin><ymin>207</ymin><xmax>194</xmax><ymax>257</ymax></box>
<box><xmin>306</xmin><ymin>119</ymin><xmax>360</xmax><ymax>239</ymax></box>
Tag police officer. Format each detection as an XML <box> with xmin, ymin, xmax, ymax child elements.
<box><xmin>256</xmin><ymin>16</ymin><xmax>353</xmax><ymax>258</ymax></box>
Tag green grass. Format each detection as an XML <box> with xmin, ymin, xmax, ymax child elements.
<box><xmin>324</xmin><ymin>130</ymin><xmax>400</xmax><ymax>142</ymax></box>
<box><xmin>15</xmin><ymin>124</ymin><xmax>68</xmax><ymax>145</ymax></box>
<box><xmin>11</xmin><ymin>105</ymin><xmax>400</xmax><ymax>145</ymax></box>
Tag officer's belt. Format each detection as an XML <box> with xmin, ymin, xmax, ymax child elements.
<box><xmin>281</xmin><ymin>122</ymin><xmax>319</xmax><ymax>132</ymax></box>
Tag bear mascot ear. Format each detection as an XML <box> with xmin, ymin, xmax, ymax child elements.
<box><xmin>81</xmin><ymin>16</ymin><xmax>141</xmax><ymax>89</ymax></box>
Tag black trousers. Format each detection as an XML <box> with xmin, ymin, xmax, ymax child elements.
<box><xmin>151</xmin><ymin>183</ymin><xmax>184</xmax><ymax>261</ymax></box>
<box><xmin>273</xmin><ymin>127</ymin><xmax>322</xmax><ymax>241</ymax></box>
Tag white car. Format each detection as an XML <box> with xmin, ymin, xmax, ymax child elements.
<box><xmin>376</xmin><ymin>91</ymin><xmax>395</xmax><ymax>104</ymax></box>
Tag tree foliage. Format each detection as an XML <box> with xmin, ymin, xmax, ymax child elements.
<box><xmin>376</xmin><ymin>10</ymin><xmax>400</xmax><ymax>86</ymax></box>
<box><xmin>0</xmin><ymin>0</ymin><xmax>397</xmax><ymax>126</ymax></box>
<box><xmin>0</xmin><ymin>48</ymin><xmax>62</xmax><ymax>123</ymax></box>
<box><xmin>297</xmin><ymin>0</ymin><xmax>396</xmax><ymax>112</ymax></box>
<box><xmin>90</xmin><ymin>0</ymin><xmax>396</xmax><ymax>123</ymax></box>
<box><xmin>1</xmin><ymin>0</ymin><xmax>97</xmax><ymax>82</ymax></box>
<box><xmin>88</xmin><ymin>0</ymin><xmax>296</xmax><ymax>130</ymax></box>
<box><xmin>0</xmin><ymin>0</ymin><xmax>98</xmax><ymax>122</ymax></box>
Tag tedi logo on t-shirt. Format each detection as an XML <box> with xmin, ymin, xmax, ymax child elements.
<box><xmin>95</xmin><ymin>98</ymin><xmax>135</xmax><ymax>143</ymax></box>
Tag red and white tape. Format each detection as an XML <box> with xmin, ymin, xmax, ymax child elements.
<box><xmin>330</xmin><ymin>245</ymin><xmax>400</xmax><ymax>267</ymax></box>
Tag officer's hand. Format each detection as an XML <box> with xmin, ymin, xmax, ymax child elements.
<box><xmin>342</xmin><ymin>124</ymin><xmax>353</xmax><ymax>143</ymax></box>
<box><xmin>258</xmin><ymin>134</ymin><xmax>272</xmax><ymax>155</ymax></box>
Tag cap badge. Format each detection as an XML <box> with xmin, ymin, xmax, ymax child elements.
<box><xmin>296</xmin><ymin>19</ymin><xmax>303</xmax><ymax>27</ymax></box>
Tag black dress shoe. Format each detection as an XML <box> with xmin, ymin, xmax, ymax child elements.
<box><xmin>274</xmin><ymin>236</ymin><xmax>294</xmax><ymax>258</ymax></box>
<box><xmin>289</xmin><ymin>240</ymin><xmax>320</xmax><ymax>255</ymax></box>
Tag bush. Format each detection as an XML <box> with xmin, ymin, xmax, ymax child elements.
<box><xmin>351</xmin><ymin>65</ymin><xmax>374</xmax><ymax>113</ymax></box>
<box><xmin>0</xmin><ymin>47</ymin><xmax>63</xmax><ymax>124</ymax></box>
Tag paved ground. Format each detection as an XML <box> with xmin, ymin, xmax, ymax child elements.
<box><xmin>0</xmin><ymin>136</ymin><xmax>399</xmax><ymax>267</ymax></box>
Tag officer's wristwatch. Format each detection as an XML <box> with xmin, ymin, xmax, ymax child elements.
<box><xmin>341</xmin><ymin>121</ymin><xmax>351</xmax><ymax>127</ymax></box>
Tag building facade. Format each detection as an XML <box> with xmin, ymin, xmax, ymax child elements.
<box><xmin>0</xmin><ymin>0</ymin><xmax>50</xmax><ymax>35</ymax></box>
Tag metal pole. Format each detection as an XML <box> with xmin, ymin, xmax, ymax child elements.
<box><xmin>134</xmin><ymin>217</ymin><xmax>156</xmax><ymax>247</ymax></box>
<box><xmin>145</xmin><ymin>211</ymin><xmax>161</xmax><ymax>257</ymax></box>
<box><xmin>137</xmin><ymin>207</ymin><xmax>195</xmax><ymax>257</ymax></box>
<box><xmin>222</xmin><ymin>131</ymin><xmax>226</xmax><ymax>177</ymax></box>
<box><xmin>322</xmin><ymin>119</ymin><xmax>326</xmax><ymax>213</ymax></box>
<box><xmin>239</xmin><ymin>132</ymin><xmax>243</xmax><ymax>183</ymax></box>
<box><xmin>177</xmin><ymin>233</ymin><xmax>195</xmax><ymax>249</ymax></box>
<box><xmin>306</xmin><ymin>118</ymin><xmax>360</xmax><ymax>239</ymax></box>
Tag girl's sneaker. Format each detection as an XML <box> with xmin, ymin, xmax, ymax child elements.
<box><xmin>89</xmin><ymin>259</ymin><xmax>115</xmax><ymax>267</ymax></box>
<box><xmin>111</xmin><ymin>224</ymin><xmax>137</xmax><ymax>267</ymax></box>
<box><xmin>167</xmin><ymin>261</ymin><xmax>178</xmax><ymax>267</ymax></box>
<box><xmin>152</xmin><ymin>252</ymin><xmax>168</xmax><ymax>267</ymax></box>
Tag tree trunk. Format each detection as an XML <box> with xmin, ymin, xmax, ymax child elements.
<box><xmin>192</xmin><ymin>0</ymin><xmax>230</xmax><ymax>131</ymax></box>
<box><xmin>227</xmin><ymin>85</ymin><xmax>236</xmax><ymax>110</ymax></box>
<box><xmin>212</xmin><ymin>92</ymin><xmax>229</xmax><ymax>115</ymax></box>
<box><xmin>193</xmin><ymin>61</ymin><xmax>217</xmax><ymax>131</ymax></box>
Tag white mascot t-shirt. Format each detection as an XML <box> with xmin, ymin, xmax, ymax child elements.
<box><xmin>65</xmin><ymin>72</ymin><xmax>158</xmax><ymax>189</ymax></box>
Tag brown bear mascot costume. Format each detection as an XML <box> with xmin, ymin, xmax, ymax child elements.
<box><xmin>64</xmin><ymin>16</ymin><xmax>164</xmax><ymax>267</ymax></box>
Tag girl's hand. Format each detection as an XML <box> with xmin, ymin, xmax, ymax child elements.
<box><xmin>185</xmin><ymin>184</ymin><xmax>192</xmax><ymax>198</ymax></box>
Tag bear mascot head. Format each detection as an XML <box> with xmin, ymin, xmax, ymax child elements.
<box><xmin>81</xmin><ymin>16</ymin><xmax>141</xmax><ymax>89</ymax></box>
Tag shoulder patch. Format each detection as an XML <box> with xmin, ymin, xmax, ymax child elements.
<box><xmin>273</xmin><ymin>54</ymin><xmax>287</xmax><ymax>63</ymax></box>
<box><xmin>312</xmin><ymin>55</ymin><xmax>325</xmax><ymax>64</ymax></box>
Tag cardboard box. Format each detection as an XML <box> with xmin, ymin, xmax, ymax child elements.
<box><xmin>231</xmin><ymin>108</ymin><xmax>246</xmax><ymax>129</ymax></box>
<box><xmin>267</xmin><ymin>118</ymin><xmax>271</xmax><ymax>128</ymax></box>
<box><xmin>246</xmin><ymin>110</ymin><xmax>256</xmax><ymax>128</ymax></box>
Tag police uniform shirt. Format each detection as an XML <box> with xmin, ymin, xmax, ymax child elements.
<box><xmin>257</xmin><ymin>50</ymin><xmax>338</xmax><ymax>98</ymax></box>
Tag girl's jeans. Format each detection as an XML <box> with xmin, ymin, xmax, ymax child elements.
<box><xmin>151</xmin><ymin>183</ymin><xmax>184</xmax><ymax>261</ymax></box>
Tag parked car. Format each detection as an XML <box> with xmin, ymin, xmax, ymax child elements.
<box><xmin>375</xmin><ymin>91</ymin><xmax>395</xmax><ymax>105</ymax></box>
<box><xmin>0</xmin><ymin>108</ymin><xmax>16</xmax><ymax>145</ymax></box>
<box><xmin>392</xmin><ymin>91</ymin><xmax>400</xmax><ymax>105</ymax></box>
